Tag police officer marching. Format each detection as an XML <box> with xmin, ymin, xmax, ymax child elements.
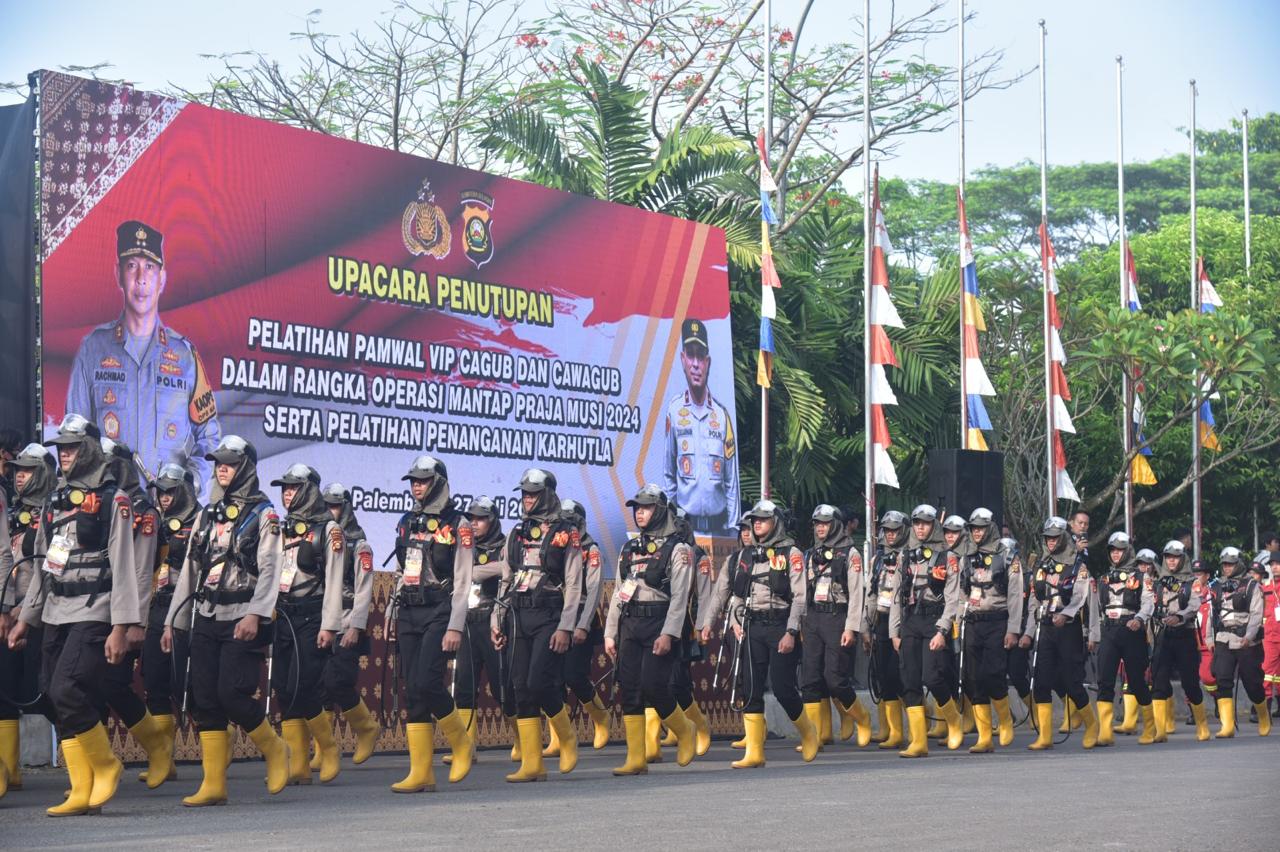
<box><xmin>957</xmin><ymin>508</ymin><xmax>1022</xmax><ymax>753</ymax></box>
<box><xmin>605</xmin><ymin>484</ymin><xmax>697</xmax><ymax>775</ymax></box>
<box><xmin>866</xmin><ymin>510</ymin><xmax>909</xmax><ymax>749</ymax></box>
<box><xmin>1021</xmin><ymin>516</ymin><xmax>1099</xmax><ymax>751</ymax></box>
<box><xmin>7</xmin><ymin>414</ymin><xmax>141</xmax><ymax>815</ymax></box>
<box><xmin>163</xmin><ymin>434</ymin><xmax>288</xmax><ymax>806</ymax></box>
<box><xmin>1093</xmin><ymin>532</ymin><xmax>1159</xmax><ymax>746</ymax></box>
<box><xmin>270</xmin><ymin>464</ymin><xmax>348</xmax><ymax>786</ymax></box>
<box><xmin>1211</xmin><ymin>547</ymin><xmax>1270</xmax><ymax>738</ymax></box>
<box><xmin>1114</xmin><ymin>547</ymin><xmax>1160</xmax><ymax>736</ymax></box>
<box><xmin>311</xmin><ymin>483</ymin><xmax>380</xmax><ymax>769</ymax></box>
<box><xmin>491</xmin><ymin>468</ymin><xmax>584</xmax><ymax>782</ymax></box>
<box><xmin>800</xmin><ymin>504</ymin><xmax>873</xmax><ymax>749</ymax></box>
<box><xmin>702</xmin><ymin>499</ymin><xmax>817</xmax><ymax>768</ymax></box>
<box><xmin>388</xmin><ymin>455</ymin><xmax>474</xmax><ymax>792</ymax></box>
<box><xmin>891</xmin><ymin>505</ymin><xmax>964</xmax><ymax>757</ymax></box>
<box><xmin>666</xmin><ymin>506</ymin><xmax>714</xmax><ymax>757</ymax></box>
<box><xmin>1151</xmin><ymin>540</ymin><xmax>1209</xmax><ymax>739</ymax></box>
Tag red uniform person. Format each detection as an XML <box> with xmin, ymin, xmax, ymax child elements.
<box><xmin>1256</xmin><ymin>552</ymin><xmax>1280</xmax><ymax>717</ymax></box>
<box><xmin>1192</xmin><ymin>561</ymin><xmax>1217</xmax><ymax>710</ymax></box>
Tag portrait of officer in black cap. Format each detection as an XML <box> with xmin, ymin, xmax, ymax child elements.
<box><xmin>66</xmin><ymin>220</ymin><xmax>221</xmax><ymax>493</ymax></box>
<box><xmin>661</xmin><ymin>318</ymin><xmax>739</xmax><ymax>537</ymax></box>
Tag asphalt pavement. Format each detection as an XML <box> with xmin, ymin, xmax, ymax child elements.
<box><xmin>1</xmin><ymin>719</ymin><xmax>1276</xmax><ymax>851</ymax></box>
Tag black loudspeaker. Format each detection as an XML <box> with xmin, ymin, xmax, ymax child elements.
<box><xmin>926</xmin><ymin>449</ymin><xmax>1004</xmax><ymax>530</ymax></box>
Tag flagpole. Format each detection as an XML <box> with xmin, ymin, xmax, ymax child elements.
<box><xmin>1189</xmin><ymin>79</ymin><xmax>1201</xmax><ymax>563</ymax></box>
<box><xmin>957</xmin><ymin>0</ymin><xmax>968</xmax><ymax>449</ymax></box>
<box><xmin>760</xmin><ymin>0</ymin><xmax>772</xmax><ymax>500</ymax></box>
<box><xmin>863</xmin><ymin>0</ymin><xmax>875</xmax><ymax>555</ymax></box>
<box><xmin>1117</xmin><ymin>56</ymin><xmax>1133</xmax><ymax>537</ymax></box>
<box><xmin>1244</xmin><ymin>108</ymin><xmax>1255</xmax><ymax>551</ymax></box>
<box><xmin>1038</xmin><ymin>20</ymin><xmax>1055</xmax><ymax>516</ymax></box>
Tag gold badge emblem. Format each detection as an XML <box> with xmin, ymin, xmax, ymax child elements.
<box><xmin>168</xmin><ymin>518</ymin><xmax>181</xmax><ymax>532</ymax></box>
<box><xmin>427</xmin><ymin>518</ymin><xmax>439</xmax><ymax>532</ymax></box>
<box><xmin>646</xmin><ymin>541</ymin><xmax>657</xmax><ymax>554</ymax></box>
<box><xmin>293</xmin><ymin>521</ymin><xmax>307</xmax><ymax>536</ymax></box>
<box><xmin>478</xmin><ymin>553</ymin><xmax>488</xmax><ymax>564</ymax></box>
<box><xmin>402</xmin><ymin>179</ymin><xmax>451</xmax><ymax>259</ymax></box>
<box><xmin>824</xmin><ymin>549</ymin><xmax>834</xmax><ymax>560</ymax></box>
<box><xmin>69</xmin><ymin>489</ymin><xmax>85</xmax><ymax>506</ymax></box>
<box><xmin>225</xmin><ymin>504</ymin><xmax>240</xmax><ymax>520</ymax></box>
<box><xmin>18</xmin><ymin>510</ymin><xmax>31</xmax><ymax>525</ymax></box>
<box><xmin>983</xmin><ymin>556</ymin><xmax>992</xmax><ymax>566</ymax></box>
<box><xmin>135</xmin><ymin>227</ymin><xmax>147</xmax><ymax>242</ymax></box>
<box><xmin>460</xmin><ymin>189</ymin><xmax>495</xmax><ymax>269</ymax></box>
<box><xmin>531</xmin><ymin>526</ymin><xmax>542</xmax><ymax>540</ymax></box>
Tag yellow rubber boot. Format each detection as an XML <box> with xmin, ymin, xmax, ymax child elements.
<box><xmin>0</xmin><ymin>759</ymin><xmax>6</xmax><ymax>800</ymax></box>
<box><xmin>137</xmin><ymin>713</ymin><xmax>179</xmax><ymax>785</ymax></box>
<box><xmin>1058</xmin><ymin>697</ymin><xmax>1073</xmax><ymax>733</ymax></box>
<box><xmin>793</xmin><ymin>708</ymin><xmax>820</xmax><ymax>762</ymax></box>
<box><xmin>1190</xmin><ymin>701</ymin><xmax>1210</xmax><ymax>741</ymax></box>
<box><xmin>993</xmin><ymin>698</ymin><xmax>1014</xmax><ymax>747</ymax></box>
<box><xmin>661</xmin><ymin>723</ymin><xmax>678</xmax><ymax>747</ymax></box>
<box><xmin>1117</xmin><ymin>693</ymin><xmax>1139</xmax><ymax>734</ymax></box>
<box><xmin>391</xmin><ymin>722</ymin><xmax>436</xmax><ymax>793</ymax></box>
<box><xmin>127</xmin><ymin>712</ymin><xmax>175</xmax><ymax>790</ymax></box>
<box><xmin>961</xmin><ymin>698</ymin><xmax>976</xmax><ymax>735</ymax></box>
<box><xmin>798</xmin><ymin>703</ymin><xmax>824</xmax><ymax>753</ymax></box>
<box><xmin>926</xmin><ymin>698</ymin><xmax>946</xmax><ymax>740</ymax></box>
<box><xmin>48</xmin><ymin>739</ymin><xmax>99</xmax><ymax>817</ymax></box>
<box><xmin>309</xmin><ymin>710</ymin><xmax>331</xmax><ymax>771</ymax></box>
<box><xmin>182</xmin><ymin>730</ymin><xmax>229</xmax><ymax>807</ymax></box>
<box><xmin>547</xmin><ymin>707</ymin><xmax>578</xmax><ymax>774</ymax></box>
<box><xmin>731</xmin><ymin>731</ymin><xmax>748</xmax><ymax>748</ymax></box>
<box><xmin>872</xmin><ymin>701</ymin><xmax>889</xmax><ymax>743</ymax></box>
<box><xmin>644</xmin><ymin>707</ymin><xmax>663</xmax><ymax>763</ymax></box>
<box><xmin>731</xmin><ymin>713</ymin><xmax>766</xmax><ymax>769</ymax></box>
<box><xmin>878</xmin><ymin>699</ymin><xmax>905</xmax><ymax>749</ymax></box>
<box><xmin>343</xmin><ymin>701</ymin><xmax>380</xmax><ymax>764</ymax></box>
<box><xmin>1079</xmin><ymin>702</ymin><xmax>1100</xmax><ymax>749</ymax></box>
<box><xmin>1096</xmin><ymin>701</ymin><xmax>1115</xmax><ymax>747</ymax></box>
<box><xmin>936</xmin><ymin>699</ymin><xmax>965</xmax><ymax>751</ymax></box>
<box><xmin>818</xmin><ymin>700</ymin><xmax>835</xmax><ymax>745</ymax></box>
<box><xmin>662</xmin><ymin>706</ymin><xmax>697</xmax><ymax>767</ymax></box>
<box><xmin>437</xmin><ymin>709</ymin><xmax>475</xmax><ymax>783</ymax></box>
<box><xmin>1138</xmin><ymin>703</ymin><xmax>1159</xmax><ymax>745</ymax></box>
<box><xmin>1028</xmin><ymin>702</ymin><xmax>1055</xmax><ymax>751</ymax></box>
<box><xmin>1161</xmin><ymin>700</ymin><xmax>1176</xmax><ymax>736</ymax></box>
<box><xmin>505</xmin><ymin>717</ymin><xmax>548</xmax><ymax>783</ymax></box>
<box><xmin>0</xmin><ymin>720</ymin><xmax>19</xmax><ymax>791</ymax></box>
<box><xmin>542</xmin><ymin>714</ymin><xmax>560</xmax><ymax>758</ymax></box>
<box><xmin>76</xmin><ymin>723</ymin><xmax>123</xmax><ymax>810</ymax></box>
<box><xmin>612</xmin><ymin>715</ymin><xmax>649</xmax><ymax>775</ymax></box>
<box><xmin>835</xmin><ymin>699</ymin><xmax>855</xmax><ymax>742</ymax></box>
<box><xmin>685</xmin><ymin>700</ymin><xmax>711</xmax><ymax>756</ymax></box>
<box><xmin>1019</xmin><ymin>694</ymin><xmax>1034</xmax><ymax>729</ymax></box>
<box><xmin>969</xmin><ymin>702</ymin><xmax>994</xmax><ymax>753</ymax></box>
<box><xmin>308</xmin><ymin>713</ymin><xmax>341</xmax><ymax>784</ymax></box>
<box><xmin>898</xmin><ymin>705</ymin><xmax>929</xmax><ymax>758</ymax></box>
<box><xmin>585</xmin><ymin>696</ymin><xmax>611</xmax><ymax>749</ymax></box>
<box><xmin>506</xmin><ymin>715</ymin><xmax>522</xmax><ymax>762</ymax></box>
<box><xmin>225</xmin><ymin>725</ymin><xmax>236</xmax><ymax>769</ymax></box>
<box><xmin>247</xmin><ymin>719</ymin><xmax>290</xmax><ymax>795</ymax></box>
<box><xmin>1254</xmin><ymin>702</ymin><xmax>1271</xmax><ymax>737</ymax></box>
<box><xmin>846</xmin><ymin>698</ymin><xmax>873</xmax><ymax>748</ymax></box>
<box><xmin>1216</xmin><ymin>698</ymin><xmax>1236</xmax><ymax>738</ymax></box>
<box><xmin>281</xmin><ymin>720</ymin><xmax>312</xmax><ymax>786</ymax></box>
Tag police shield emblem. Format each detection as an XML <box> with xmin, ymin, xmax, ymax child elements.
<box><xmin>460</xmin><ymin>190</ymin><xmax>494</xmax><ymax>269</ymax></box>
<box><xmin>402</xmin><ymin>179</ymin><xmax>451</xmax><ymax>259</ymax></box>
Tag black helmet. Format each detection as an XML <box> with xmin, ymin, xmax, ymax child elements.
<box><xmin>403</xmin><ymin>454</ymin><xmax>447</xmax><ymax>482</ymax></box>
<box><xmin>880</xmin><ymin>510</ymin><xmax>907</xmax><ymax>530</ymax></box>
<box><xmin>968</xmin><ymin>507</ymin><xmax>994</xmax><ymax>528</ymax></box>
<box><xmin>514</xmin><ymin>467</ymin><xmax>556</xmax><ymax>493</ymax></box>
<box><xmin>744</xmin><ymin>499</ymin><xmax>779</xmax><ymax>521</ymax></box>
<box><xmin>625</xmin><ymin>484</ymin><xmax>667</xmax><ymax>509</ymax></box>
<box><xmin>1042</xmin><ymin>516</ymin><xmax>1069</xmax><ymax>538</ymax></box>
<box><xmin>561</xmin><ymin>497</ymin><xmax>588</xmax><ymax>525</ymax></box>
<box><xmin>466</xmin><ymin>495</ymin><xmax>498</xmax><ymax>519</ymax></box>
<box><xmin>205</xmin><ymin>434</ymin><xmax>257</xmax><ymax>465</ymax></box>
<box><xmin>321</xmin><ymin>482</ymin><xmax>350</xmax><ymax>505</ymax></box>
<box><xmin>272</xmin><ymin>462</ymin><xmax>320</xmax><ymax>487</ymax></box>
<box><xmin>811</xmin><ymin>504</ymin><xmax>843</xmax><ymax>524</ymax></box>
<box><xmin>44</xmin><ymin>413</ymin><xmax>100</xmax><ymax>446</ymax></box>
<box><xmin>153</xmin><ymin>462</ymin><xmax>194</xmax><ymax>491</ymax></box>
<box><xmin>1107</xmin><ymin>531</ymin><xmax>1131</xmax><ymax>550</ymax></box>
<box><xmin>910</xmin><ymin>504</ymin><xmax>938</xmax><ymax>523</ymax></box>
<box><xmin>12</xmin><ymin>442</ymin><xmax>55</xmax><ymax>471</ymax></box>
<box><xmin>1163</xmin><ymin>540</ymin><xmax>1186</xmax><ymax>558</ymax></box>
<box><xmin>942</xmin><ymin>515</ymin><xmax>966</xmax><ymax>532</ymax></box>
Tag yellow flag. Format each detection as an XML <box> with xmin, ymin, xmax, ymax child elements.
<box><xmin>1131</xmin><ymin>454</ymin><xmax>1157</xmax><ymax>486</ymax></box>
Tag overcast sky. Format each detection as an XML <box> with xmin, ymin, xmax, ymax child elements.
<box><xmin>2</xmin><ymin>0</ymin><xmax>1276</xmax><ymax>182</ymax></box>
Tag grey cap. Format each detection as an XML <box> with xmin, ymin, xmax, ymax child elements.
<box><xmin>743</xmin><ymin>499</ymin><xmax>779</xmax><ymax>521</ymax></box>
<box><xmin>561</xmin><ymin>498</ymin><xmax>587</xmax><ymax>524</ymax></box>
<box><xmin>880</xmin><ymin>510</ymin><xmax>907</xmax><ymax>530</ymax></box>
<box><xmin>1107</xmin><ymin>531</ymin><xmax>1131</xmax><ymax>550</ymax></box>
<box><xmin>271</xmin><ymin>462</ymin><xmax>319</xmax><ymax>487</ymax></box>
<box><xmin>321</xmin><ymin>482</ymin><xmax>349</xmax><ymax>505</ymax></box>
<box><xmin>465</xmin><ymin>495</ymin><xmax>498</xmax><ymax>519</ymax></box>
<box><xmin>403</xmin><ymin>454</ymin><xmax>447</xmax><ymax>482</ymax></box>
<box><xmin>44</xmin><ymin>413</ymin><xmax>100</xmax><ymax>446</ymax></box>
<box><xmin>12</xmin><ymin>442</ymin><xmax>55</xmax><ymax>469</ymax></box>
<box><xmin>1218</xmin><ymin>546</ymin><xmax>1242</xmax><ymax>565</ymax></box>
<box><xmin>1135</xmin><ymin>548</ymin><xmax>1158</xmax><ymax>565</ymax></box>
<box><xmin>811</xmin><ymin>504</ymin><xmax>842</xmax><ymax>524</ymax></box>
<box><xmin>514</xmin><ymin>467</ymin><xmax>555</xmax><ymax>493</ymax></box>
<box><xmin>1163</xmin><ymin>540</ymin><xmax>1186</xmax><ymax>557</ymax></box>
<box><xmin>911</xmin><ymin>504</ymin><xmax>938</xmax><ymax>523</ymax></box>
<box><xmin>625</xmin><ymin>483</ymin><xmax>667</xmax><ymax>509</ymax></box>
<box><xmin>1042</xmin><ymin>516</ymin><xmax>1069</xmax><ymax>537</ymax></box>
<box><xmin>942</xmin><ymin>515</ymin><xmax>966</xmax><ymax>532</ymax></box>
<box><xmin>205</xmin><ymin>434</ymin><xmax>257</xmax><ymax>465</ymax></box>
<box><xmin>154</xmin><ymin>462</ymin><xmax>193</xmax><ymax>490</ymax></box>
<box><xmin>968</xmin><ymin>507</ymin><xmax>994</xmax><ymax>528</ymax></box>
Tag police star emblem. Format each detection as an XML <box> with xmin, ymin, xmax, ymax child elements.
<box><xmin>459</xmin><ymin>189</ymin><xmax>495</xmax><ymax>269</ymax></box>
<box><xmin>402</xmin><ymin>179</ymin><xmax>451</xmax><ymax>259</ymax></box>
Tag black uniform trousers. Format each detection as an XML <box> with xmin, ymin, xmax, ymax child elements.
<box><xmin>1096</xmin><ymin>619</ymin><xmax>1151</xmax><ymax>704</ymax></box>
<box><xmin>561</xmin><ymin>627</ymin><xmax>601</xmax><ymax>706</ymax></box>
<box><xmin>0</xmin><ymin>624</ymin><xmax>55</xmax><ymax>722</ymax></box>
<box><xmin>1007</xmin><ymin>644</ymin><xmax>1031</xmax><ymax>697</ymax></box>
<box><xmin>616</xmin><ymin>607</ymin><xmax>678</xmax><ymax>717</ymax></box>
<box><xmin>509</xmin><ymin>598</ymin><xmax>567</xmax><ymax>719</ymax></box>
<box><xmin>396</xmin><ymin>597</ymin><xmax>456</xmax><ymax>723</ymax></box>
<box><xmin>800</xmin><ymin>606</ymin><xmax>856</xmax><ymax>706</ymax></box>
<box><xmin>741</xmin><ymin>613</ymin><xmax>802</xmax><ymax>719</ymax></box>
<box><xmin>1030</xmin><ymin>616</ymin><xmax>1089</xmax><ymax>707</ymax></box>
<box><xmin>961</xmin><ymin>613</ymin><xmax>1009</xmax><ymax>703</ymax></box>
<box><xmin>40</xmin><ymin>622</ymin><xmax>110</xmax><ymax>736</ymax></box>
<box><xmin>99</xmin><ymin>648</ymin><xmax>147</xmax><ymax>728</ymax></box>
<box><xmin>1211</xmin><ymin>641</ymin><xmax>1265</xmax><ymax>704</ymax></box>
<box><xmin>1151</xmin><ymin>626</ymin><xmax>1204</xmax><ymax>704</ymax></box>
<box><xmin>142</xmin><ymin>594</ymin><xmax>188</xmax><ymax>716</ymax></box>
<box><xmin>453</xmin><ymin>608</ymin><xmax>514</xmax><ymax>716</ymax></box>
<box><xmin>189</xmin><ymin>614</ymin><xmax>272</xmax><ymax>732</ymax></box>
<box><xmin>671</xmin><ymin>642</ymin><xmax>696</xmax><ymax>709</ymax></box>
<box><xmin>871</xmin><ymin>612</ymin><xmax>903</xmax><ymax>701</ymax></box>
<box><xmin>321</xmin><ymin>634</ymin><xmax>370</xmax><ymax>713</ymax></box>
<box><xmin>898</xmin><ymin>610</ymin><xmax>955</xmax><ymax>708</ymax></box>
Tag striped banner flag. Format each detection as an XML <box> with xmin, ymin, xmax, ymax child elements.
<box><xmin>958</xmin><ymin>190</ymin><xmax>995</xmax><ymax>450</ymax></box>
<box><xmin>1125</xmin><ymin>244</ymin><xmax>1157</xmax><ymax>485</ymax></box>
<box><xmin>1041</xmin><ymin>224</ymin><xmax>1079</xmax><ymax>502</ymax></box>
<box><xmin>757</xmin><ymin>129</ymin><xmax>779</xmax><ymax>388</ymax></box>
<box><xmin>1197</xmin><ymin>257</ymin><xmax>1222</xmax><ymax>450</ymax></box>
<box><xmin>870</xmin><ymin>168</ymin><xmax>902</xmax><ymax>488</ymax></box>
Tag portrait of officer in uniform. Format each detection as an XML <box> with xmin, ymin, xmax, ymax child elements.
<box><xmin>66</xmin><ymin>220</ymin><xmax>220</xmax><ymax>492</ymax></box>
<box><xmin>661</xmin><ymin>318</ymin><xmax>739</xmax><ymax>536</ymax></box>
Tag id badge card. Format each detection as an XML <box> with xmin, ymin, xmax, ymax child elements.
<box><xmin>515</xmin><ymin>569</ymin><xmax>531</xmax><ymax>592</ymax></box>
<box><xmin>44</xmin><ymin>533</ymin><xmax>72</xmax><ymax>577</ymax></box>
<box><xmin>969</xmin><ymin>586</ymin><xmax>982</xmax><ymax>606</ymax></box>
<box><xmin>403</xmin><ymin>548</ymin><xmax>423</xmax><ymax>586</ymax></box>
<box><xmin>279</xmin><ymin>549</ymin><xmax>299</xmax><ymax>593</ymax></box>
<box><xmin>468</xmin><ymin>583</ymin><xmax>483</xmax><ymax>610</ymax></box>
<box><xmin>155</xmin><ymin>564</ymin><xmax>170</xmax><ymax>590</ymax></box>
<box><xmin>523</xmin><ymin>546</ymin><xmax>540</xmax><ymax>568</ymax></box>
<box><xmin>814</xmin><ymin>577</ymin><xmax>831</xmax><ymax>602</ymax></box>
<box><xmin>204</xmin><ymin>560</ymin><xmax>225</xmax><ymax>587</ymax></box>
<box><xmin>877</xmin><ymin>588</ymin><xmax>894</xmax><ymax>609</ymax></box>
<box><xmin>618</xmin><ymin>578</ymin><xmax>638</xmax><ymax>603</ymax></box>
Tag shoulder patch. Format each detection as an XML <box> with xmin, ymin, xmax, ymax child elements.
<box><xmin>551</xmin><ymin>530</ymin><xmax>569</xmax><ymax>548</ymax></box>
<box><xmin>590</xmin><ymin>548</ymin><xmax>602</xmax><ymax>570</ymax></box>
<box><xmin>1077</xmin><ymin>568</ymin><xmax>1090</xmax><ymax>581</ymax></box>
<box><xmin>359</xmin><ymin>549</ymin><xmax>373</xmax><ymax>572</ymax></box>
<box><xmin>188</xmin><ymin>347</ymin><xmax>217</xmax><ymax>425</ymax></box>
<box><xmin>115</xmin><ymin>493</ymin><xmax>131</xmax><ymax>520</ymax></box>
<box><xmin>850</xmin><ymin>550</ymin><xmax>863</xmax><ymax>572</ymax></box>
<box><xmin>947</xmin><ymin>552</ymin><xmax>960</xmax><ymax>574</ymax></box>
<box><xmin>459</xmin><ymin>524</ymin><xmax>474</xmax><ymax>548</ymax></box>
<box><xmin>264</xmin><ymin>510</ymin><xmax>280</xmax><ymax>537</ymax></box>
<box><xmin>139</xmin><ymin>512</ymin><xmax>156</xmax><ymax>537</ymax></box>
<box><xmin>570</xmin><ymin>528</ymin><xmax>581</xmax><ymax>549</ymax></box>
<box><xmin>329</xmin><ymin>526</ymin><xmax>344</xmax><ymax>552</ymax></box>
<box><xmin>789</xmin><ymin>550</ymin><xmax>803</xmax><ymax>574</ymax></box>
